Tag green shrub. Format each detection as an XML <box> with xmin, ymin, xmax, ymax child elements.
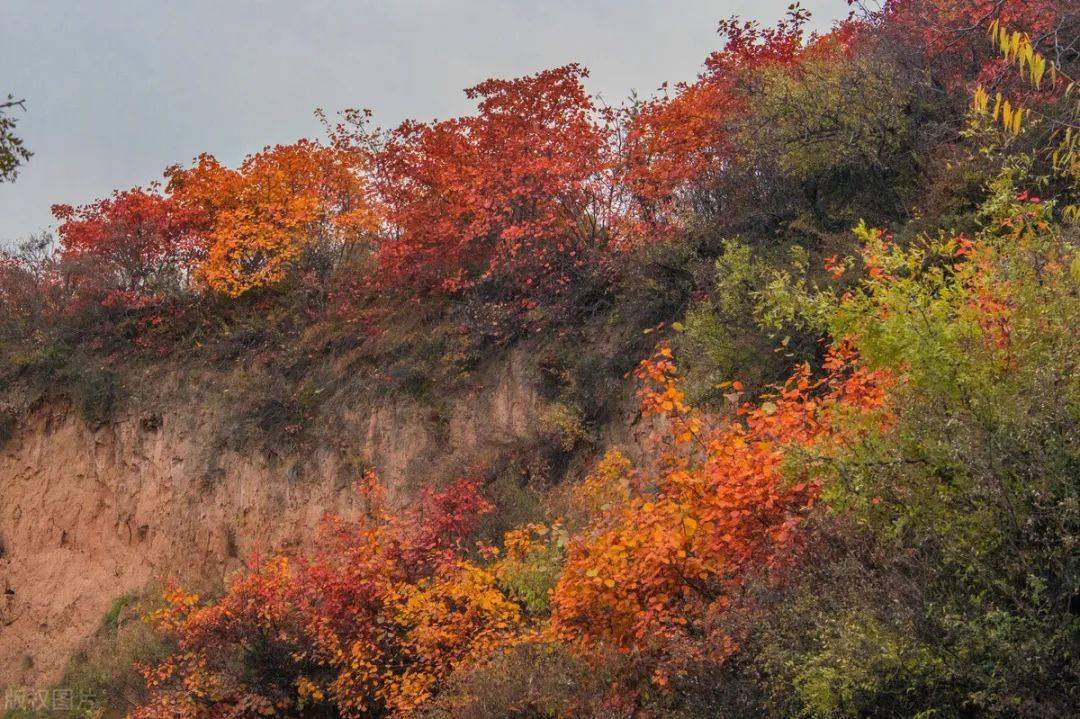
<box><xmin>5</xmin><ymin>340</ymin><xmax>70</xmax><ymax>379</ymax></box>
<box><xmin>677</xmin><ymin>176</ymin><xmax>1080</xmax><ymax>718</ymax></box>
<box><xmin>677</xmin><ymin>240</ymin><xmax>823</xmax><ymax>404</ymax></box>
<box><xmin>69</xmin><ymin>368</ymin><xmax>119</xmax><ymax>427</ymax></box>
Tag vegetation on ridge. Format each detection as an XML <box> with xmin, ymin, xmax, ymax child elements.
<box><xmin>2</xmin><ymin>0</ymin><xmax>1078</xmax><ymax>716</ymax></box>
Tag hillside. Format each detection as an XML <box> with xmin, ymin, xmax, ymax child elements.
<box><xmin>1</xmin><ymin>344</ymin><xmax>653</xmax><ymax>685</ymax></box>
<box><xmin>1</xmin><ymin>1</ymin><xmax>1078</xmax><ymax>717</ymax></box>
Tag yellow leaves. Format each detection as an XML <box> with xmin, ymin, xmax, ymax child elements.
<box><xmin>977</xmin><ymin>20</ymin><xmax>1068</xmax><ymax>139</ymax></box>
<box><xmin>989</xmin><ymin>20</ymin><xmax>1036</xmax><ymax>74</ymax></box>
<box><xmin>1031</xmin><ymin>53</ymin><xmax>1047</xmax><ymax>89</ymax></box>
<box><xmin>682</xmin><ymin>515</ymin><xmax>698</xmax><ymax>539</ymax></box>
<box><xmin>972</xmin><ymin>85</ymin><xmax>989</xmax><ymax>114</ymax></box>
<box><xmin>1000</xmin><ymin>99</ymin><xmax>1019</xmax><ymax>136</ymax></box>
<box><xmin>295</xmin><ymin>677</ymin><xmax>325</xmax><ymax>705</ymax></box>
<box><xmin>989</xmin><ymin>20</ymin><xmax>1049</xmax><ymax>89</ymax></box>
<box><xmin>573</xmin><ymin>449</ymin><xmax>634</xmax><ymax>516</ymax></box>
<box><xmin>974</xmin><ymin>87</ymin><xmax>1025</xmax><ymax>138</ymax></box>
<box><xmin>358</xmin><ymin>561</ymin><xmax>524</xmax><ymax>714</ymax></box>
<box><xmin>1010</xmin><ymin>106</ymin><xmax>1024</xmax><ymax>135</ymax></box>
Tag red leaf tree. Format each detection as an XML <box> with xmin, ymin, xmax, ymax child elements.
<box><xmin>52</xmin><ymin>186</ymin><xmax>202</xmax><ymax>304</ymax></box>
<box><xmin>374</xmin><ymin>64</ymin><xmax>622</xmax><ymax>306</ymax></box>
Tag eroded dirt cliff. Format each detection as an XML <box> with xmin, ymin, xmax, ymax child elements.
<box><xmin>0</xmin><ymin>349</ymin><xmax>640</xmax><ymax>689</ymax></box>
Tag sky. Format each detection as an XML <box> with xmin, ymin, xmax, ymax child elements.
<box><xmin>0</xmin><ymin>0</ymin><xmax>849</xmax><ymax>246</ymax></box>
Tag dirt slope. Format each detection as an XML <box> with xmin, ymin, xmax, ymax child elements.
<box><xmin>0</xmin><ymin>349</ymin><xmax>637</xmax><ymax>689</ymax></box>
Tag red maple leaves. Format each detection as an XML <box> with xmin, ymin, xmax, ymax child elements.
<box><xmin>374</xmin><ymin>65</ymin><xmax>619</xmax><ymax>303</ymax></box>
<box><xmin>53</xmin><ymin>186</ymin><xmax>201</xmax><ymax>303</ymax></box>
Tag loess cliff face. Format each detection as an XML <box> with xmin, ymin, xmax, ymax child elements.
<box><xmin>0</xmin><ymin>349</ymin><xmax>639</xmax><ymax>689</ymax></box>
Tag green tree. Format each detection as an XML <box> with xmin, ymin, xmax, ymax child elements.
<box><xmin>0</xmin><ymin>94</ymin><xmax>31</xmax><ymax>182</ymax></box>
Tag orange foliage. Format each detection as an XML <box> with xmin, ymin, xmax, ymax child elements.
<box><xmin>133</xmin><ymin>476</ymin><xmax>527</xmax><ymax>719</ymax></box>
<box><xmin>550</xmin><ymin>343</ymin><xmax>891</xmax><ymax>663</ymax></box>
<box><xmin>132</xmin><ymin>341</ymin><xmax>896</xmax><ymax>715</ymax></box>
<box><xmin>42</xmin><ymin>2</ymin><xmax>1062</xmax><ymax>311</ymax></box>
<box><xmin>166</xmin><ymin>140</ymin><xmax>378</xmax><ymax>297</ymax></box>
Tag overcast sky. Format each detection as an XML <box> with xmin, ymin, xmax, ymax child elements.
<box><xmin>1</xmin><ymin>0</ymin><xmax>848</xmax><ymax>246</ymax></box>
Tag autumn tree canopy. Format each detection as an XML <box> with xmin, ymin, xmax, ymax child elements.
<box><xmin>373</xmin><ymin>64</ymin><xmax>621</xmax><ymax>304</ymax></box>
<box><xmin>166</xmin><ymin>140</ymin><xmax>379</xmax><ymax>297</ymax></box>
<box><xmin>53</xmin><ymin>186</ymin><xmax>200</xmax><ymax>298</ymax></box>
